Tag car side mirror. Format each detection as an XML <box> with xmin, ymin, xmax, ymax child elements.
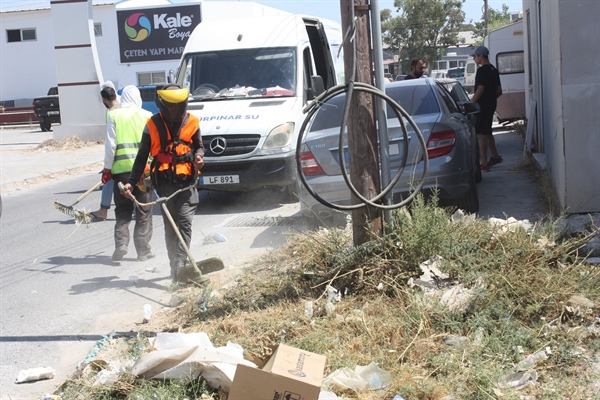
<box><xmin>307</xmin><ymin>75</ymin><xmax>325</xmax><ymax>100</ymax></box>
<box><xmin>463</xmin><ymin>101</ymin><xmax>480</xmax><ymax>115</ymax></box>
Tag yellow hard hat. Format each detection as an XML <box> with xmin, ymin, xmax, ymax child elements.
<box><xmin>157</xmin><ymin>87</ymin><xmax>189</xmax><ymax>103</ymax></box>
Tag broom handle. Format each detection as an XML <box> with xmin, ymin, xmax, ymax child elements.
<box><xmin>74</xmin><ymin>181</ymin><xmax>103</xmax><ymax>204</ymax></box>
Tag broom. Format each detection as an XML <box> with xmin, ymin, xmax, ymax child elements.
<box><xmin>54</xmin><ymin>181</ymin><xmax>102</xmax><ymax>223</ymax></box>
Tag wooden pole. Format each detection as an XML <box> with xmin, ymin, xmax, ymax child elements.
<box><xmin>340</xmin><ymin>0</ymin><xmax>381</xmax><ymax>246</ymax></box>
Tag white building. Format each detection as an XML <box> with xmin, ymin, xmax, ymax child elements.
<box><xmin>0</xmin><ymin>0</ymin><xmax>287</xmax><ymax>106</ymax></box>
<box><xmin>523</xmin><ymin>0</ymin><xmax>600</xmax><ymax>213</ymax></box>
<box><xmin>0</xmin><ymin>0</ymin><xmax>288</xmax><ymax>139</ymax></box>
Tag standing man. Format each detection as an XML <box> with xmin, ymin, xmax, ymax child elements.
<box><xmin>470</xmin><ymin>46</ymin><xmax>503</xmax><ymax>172</ymax></box>
<box><xmin>122</xmin><ymin>84</ymin><xmax>204</xmax><ymax>283</ymax></box>
<box><xmin>104</xmin><ymin>85</ymin><xmax>154</xmax><ymax>263</ymax></box>
<box><xmin>404</xmin><ymin>58</ymin><xmax>427</xmax><ymax>80</ymax></box>
<box><xmin>91</xmin><ymin>82</ymin><xmax>119</xmax><ymax>221</ymax></box>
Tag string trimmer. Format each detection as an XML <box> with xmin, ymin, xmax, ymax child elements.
<box><xmin>118</xmin><ymin>181</ymin><xmax>225</xmax><ymax>284</ymax></box>
<box><xmin>54</xmin><ymin>181</ymin><xmax>102</xmax><ymax>224</ymax></box>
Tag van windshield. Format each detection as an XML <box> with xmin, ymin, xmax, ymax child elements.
<box><xmin>180</xmin><ymin>47</ymin><xmax>297</xmax><ymax>100</ymax></box>
<box><xmin>447</xmin><ymin>68</ymin><xmax>464</xmax><ymax>78</ymax></box>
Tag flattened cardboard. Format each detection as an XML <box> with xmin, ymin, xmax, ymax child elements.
<box><xmin>228</xmin><ymin>344</ymin><xmax>326</xmax><ymax>400</ymax></box>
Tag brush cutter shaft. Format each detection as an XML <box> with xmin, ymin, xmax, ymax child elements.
<box><xmin>158</xmin><ymin>200</ymin><xmax>198</xmax><ymax>269</ymax></box>
<box><xmin>117</xmin><ymin>181</ymin><xmax>203</xmax><ymax>277</ymax></box>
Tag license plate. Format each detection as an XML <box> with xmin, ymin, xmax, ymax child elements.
<box><xmin>200</xmin><ymin>175</ymin><xmax>239</xmax><ymax>185</ymax></box>
<box><xmin>47</xmin><ymin>111</ymin><xmax>59</xmax><ymax>115</ymax></box>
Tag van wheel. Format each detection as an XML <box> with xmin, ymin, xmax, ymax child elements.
<box><xmin>39</xmin><ymin>118</ymin><xmax>51</xmax><ymax>132</ymax></box>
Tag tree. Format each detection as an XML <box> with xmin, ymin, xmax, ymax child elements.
<box><xmin>381</xmin><ymin>0</ymin><xmax>465</xmax><ymax>73</ymax></box>
<box><xmin>472</xmin><ymin>4</ymin><xmax>512</xmax><ymax>42</ymax></box>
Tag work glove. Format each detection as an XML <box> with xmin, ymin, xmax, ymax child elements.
<box><xmin>101</xmin><ymin>169</ymin><xmax>112</xmax><ymax>184</ymax></box>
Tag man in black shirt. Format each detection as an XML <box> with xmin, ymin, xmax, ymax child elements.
<box><xmin>470</xmin><ymin>46</ymin><xmax>503</xmax><ymax>171</ymax></box>
<box><xmin>404</xmin><ymin>58</ymin><xmax>427</xmax><ymax>80</ymax></box>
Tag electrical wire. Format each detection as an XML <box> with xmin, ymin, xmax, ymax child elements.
<box><xmin>295</xmin><ymin>9</ymin><xmax>428</xmax><ymax>212</ymax></box>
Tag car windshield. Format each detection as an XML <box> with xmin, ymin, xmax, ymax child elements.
<box><xmin>309</xmin><ymin>84</ymin><xmax>439</xmax><ymax>132</ymax></box>
<box><xmin>179</xmin><ymin>47</ymin><xmax>296</xmax><ymax>101</ymax></box>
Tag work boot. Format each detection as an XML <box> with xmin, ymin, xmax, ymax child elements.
<box><xmin>137</xmin><ymin>251</ymin><xmax>155</xmax><ymax>262</ymax></box>
<box><xmin>170</xmin><ymin>259</ymin><xmax>184</xmax><ymax>284</ymax></box>
<box><xmin>112</xmin><ymin>245</ymin><xmax>128</xmax><ymax>262</ymax></box>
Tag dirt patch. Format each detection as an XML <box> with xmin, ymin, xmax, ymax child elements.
<box><xmin>31</xmin><ymin>136</ymin><xmax>100</xmax><ymax>152</ymax></box>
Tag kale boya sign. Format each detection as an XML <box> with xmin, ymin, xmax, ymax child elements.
<box><xmin>117</xmin><ymin>5</ymin><xmax>201</xmax><ymax>63</ymax></box>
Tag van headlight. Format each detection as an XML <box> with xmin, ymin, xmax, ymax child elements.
<box><xmin>262</xmin><ymin>122</ymin><xmax>294</xmax><ymax>150</ymax></box>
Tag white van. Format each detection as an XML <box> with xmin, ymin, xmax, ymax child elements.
<box><xmin>485</xmin><ymin>21</ymin><xmax>526</xmax><ymax>122</ymax></box>
<box><xmin>174</xmin><ymin>15</ymin><xmax>342</xmax><ymax>197</ymax></box>
<box><xmin>464</xmin><ymin>59</ymin><xmax>477</xmax><ymax>94</ymax></box>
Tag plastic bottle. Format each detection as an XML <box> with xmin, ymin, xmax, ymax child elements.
<box><xmin>304</xmin><ymin>301</ymin><xmax>313</xmax><ymax>316</ymax></box>
<box><xmin>143</xmin><ymin>304</ymin><xmax>152</xmax><ymax>323</ymax></box>
<box><xmin>516</xmin><ymin>350</ymin><xmax>547</xmax><ymax>371</ymax></box>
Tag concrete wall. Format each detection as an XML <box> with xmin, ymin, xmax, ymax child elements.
<box><xmin>523</xmin><ymin>0</ymin><xmax>600</xmax><ymax>213</ymax></box>
<box><xmin>0</xmin><ymin>9</ymin><xmax>57</xmax><ymax>105</ymax></box>
<box><xmin>559</xmin><ymin>1</ymin><xmax>600</xmax><ymax>212</ymax></box>
<box><xmin>50</xmin><ymin>0</ymin><xmax>106</xmax><ymax>141</ymax></box>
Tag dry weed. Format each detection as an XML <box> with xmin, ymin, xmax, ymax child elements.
<box><xmin>57</xmin><ymin>196</ymin><xmax>600</xmax><ymax>399</ymax></box>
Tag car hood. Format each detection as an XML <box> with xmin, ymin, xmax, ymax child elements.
<box><xmin>188</xmin><ymin>96</ymin><xmax>301</xmax><ymax>136</ymax></box>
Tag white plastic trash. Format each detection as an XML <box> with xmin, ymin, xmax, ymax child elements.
<box><xmin>15</xmin><ymin>366</ymin><xmax>55</xmax><ymax>384</ymax></box>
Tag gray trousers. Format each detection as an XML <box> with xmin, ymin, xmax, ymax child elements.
<box><xmin>156</xmin><ymin>182</ymin><xmax>199</xmax><ymax>269</ymax></box>
<box><xmin>112</xmin><ymin>172</ymin><xmax>153</xmax><ymax>256</ymax></box>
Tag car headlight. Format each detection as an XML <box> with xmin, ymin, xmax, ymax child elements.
<box><xmin>262</xmin><ymin>122</ymin><xmax>294</xmax><ymax>150</ymax></box>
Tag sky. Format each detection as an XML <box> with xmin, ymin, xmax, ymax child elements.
<box><xmin>207</xmin><ymin>0</ymin><xmax>523</xmax><ymax>25</ymax></box>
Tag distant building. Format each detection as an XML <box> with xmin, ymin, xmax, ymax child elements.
<box><xmin>435</xmin><ymin>31</ymin><xmax>478</xmax><ymax>70</ymax></box>
<box><xmin>0</xmin><ymin>0</ymin><xmax>288</xmax><ymax>106</ymax></box>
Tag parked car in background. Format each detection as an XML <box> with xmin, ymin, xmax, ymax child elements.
<box><xmin>430</xmin><ymin>69</ymin><xmax>447</xmax><ymax>79</ymax></box>
<box><xmin>446</xmin><ymin>67</ymin><xmax>465</xmax><ymax>86</ymax></box>
<box><xmin>32</xmin><ymin>86</ymin><xmax>60</xmax><ymax>132</ymax></box>
<box><xmin>137</xmin><ymin>85</ymin><xmax>160</xmax><ymax>114</ymax></box>
<box><xmin>298</xmin><ymin>78</ymin><xmax>481</xmax><ymax>226</ymax></box>
<box><xmin>118</xmin><ymin>85</ymin><xmax>159</xmax><ymax>114</ymax></box>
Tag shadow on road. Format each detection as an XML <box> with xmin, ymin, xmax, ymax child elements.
<box><xmin>67</xmin><ymin>275</ymin><xmax>169</xmax><ymax>297</ymax></box>
<box><xmin>197</xmin><ymin>187</ymin><xmax>298</xmax><ymax>215</ymax></box>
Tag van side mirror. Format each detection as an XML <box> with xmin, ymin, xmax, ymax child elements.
<box><xmin>308</xmin><ymin>75</ymin><xmax>325</xmax><ymax>100</ymax></box>
<box><xmin>167</xmin><ymin>69</ymin><xmax>175</xmax><ymax>84</ymax></box>
<box><xmin>463</xmin><ymin>101</ymin><xmax>480</xmax><ymax>115</ymax></box>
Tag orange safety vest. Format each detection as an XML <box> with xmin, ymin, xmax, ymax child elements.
<box><xmin>147</xmin><ymin>113</ymin><xmax>199</xmax><ymax>182</ymax></box>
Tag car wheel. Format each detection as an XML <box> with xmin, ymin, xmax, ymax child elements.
<box><xmin>453</xmin><ymin>180</ymin><xmax>479</xmax><ymax>214</ymax></box>
<box><xmin>281</xmin><ymin>183</ymin><xmax>298</xmax><ymax>204</ymax></box>
<box><xmin>39</xmin><ymin>118</ymin><xmax>51</xmax><ymax>132</ymax></box>
<box><xmin>474</xmin><ymin>163</ymin><xmax>482</xmax><ymax>183</ymax></box>
<box><xmin>473</xmin><ymin>137</ymin><xmax>482</xmax><ymax>183</ymax></box>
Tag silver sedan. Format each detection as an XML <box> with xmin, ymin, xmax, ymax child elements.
<box><xmin>297</xmin><ymin>78</ymin><xmax>481</xmax><ymax>225</ymax></box>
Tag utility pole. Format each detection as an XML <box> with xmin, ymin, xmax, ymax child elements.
<box><xmin>484</xmin><ymin>0</ymin><xmax>489</xmax><ymax>37</ymax></box>
<box><xmin>340</xmin><ymin>0</ymin><xmax>381</xmax><ymax>246</ymax></box>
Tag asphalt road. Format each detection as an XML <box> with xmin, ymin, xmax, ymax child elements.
<box><xmin>0</xmin><ymin>123</ymin><xmax>547</xmax><ymax>399</ymax></box>
<box><xmin>0</xmin><ymin>148</ymin><xmax>304</xmax><ymax>399</ymax></box>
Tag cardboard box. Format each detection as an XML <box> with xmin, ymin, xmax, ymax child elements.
<box><xmin>228</xmin><ymin>344</ymin><xmax>326</xmax><ymax>400</ymax></box>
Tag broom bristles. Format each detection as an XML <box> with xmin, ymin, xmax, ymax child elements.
<box><xmin>53</xmin><ymin>201</ymin><xmax>93</xmax><ymax>224</ymax></box>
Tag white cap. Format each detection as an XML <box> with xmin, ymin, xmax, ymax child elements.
<box><xmin>101</xmin><ymin>80</ymin><xmax>116</xmax><ymax>90</ymax></box>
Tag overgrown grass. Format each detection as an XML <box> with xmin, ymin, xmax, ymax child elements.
<box><xmin>58</xmin><ymin>195</ymin><xmax>600</xmax><ymax>399</ymax></box>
